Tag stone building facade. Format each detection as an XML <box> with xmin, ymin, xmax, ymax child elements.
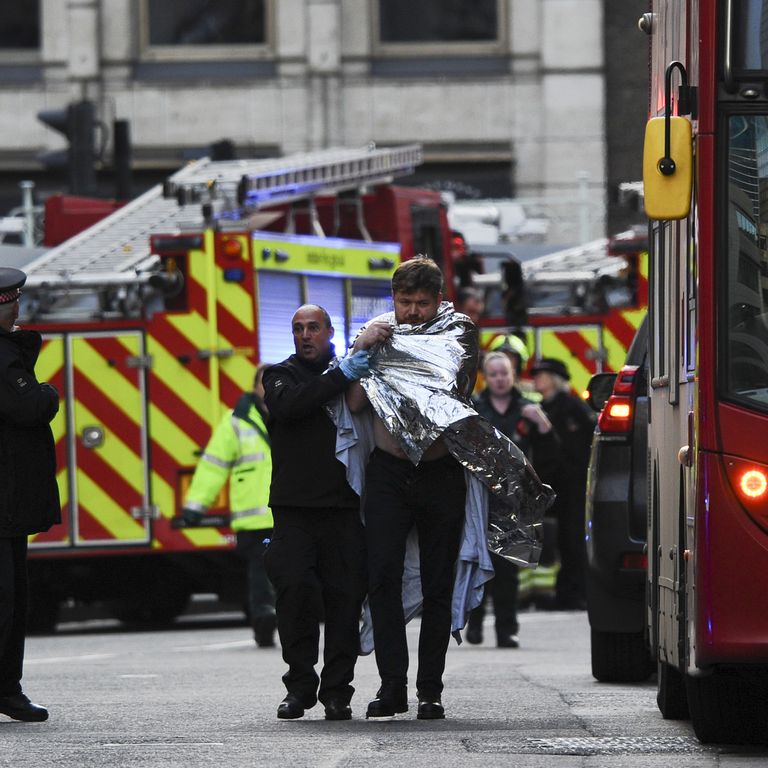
<box><xmin>0</xmin><ymin>1</ymin><xmax>623</xmax><ymax>243</ymax></box>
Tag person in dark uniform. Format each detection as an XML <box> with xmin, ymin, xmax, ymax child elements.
<box><xmin>262</xmin><ymin>304</ymin><xmax>391</xmax><ymax>721</ymax></box>
<box><xmin>0</xmin><ymin>268</ymin><xmax>61</xmax><ymax>722</ymax></box>
<box><xmin>531</xmin><ymin>358</ymin><xmax>596</xmax><ymax>610</ymax></box>
<box><xmin>467</xmin><ymin>351</ymin><xmax>559</xmax><ymax>647</ymax></box>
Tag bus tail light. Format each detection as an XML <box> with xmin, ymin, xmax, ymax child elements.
<box><xmin>598</xmin><ymin>365</ymin><xmax>640</xmax><ymax>434</ymax></box>
<box><xmin>724</xmin><ymin>456</ymin><xmax>768</xmax><ymax>530</ymax></box>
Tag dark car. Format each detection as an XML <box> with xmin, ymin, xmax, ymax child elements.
<box><xmin>584</xmin><ymin>315</ymin><xmax>653</xmax><ymax>682</ymax></box>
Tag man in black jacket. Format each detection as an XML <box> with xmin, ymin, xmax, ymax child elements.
<box><xmin>262</xmin><ymin>304</ymin><xmax>390</xmax><ymax>721</ymax></box>
<box><xmin>0</xmin><ymin>268</ymin><xmax>61</xmax><ymax>723</ymax></box>
<box><xmin>531</xmin><ymin>358</ymin><xmax>596</xmax><ymax>610</ymax></box>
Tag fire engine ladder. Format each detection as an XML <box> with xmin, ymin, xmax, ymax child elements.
<box><xmin>24</xmin><ymin>144</ymin><xmax>423</xmax><ymax>289</ymax></box>
<box><xmin>166</xmin><ymin>143</ymin><xmax>423</xmax><ymax>238</ymax></box>
<box><xmin>521</xmin><ymin>238</ymin><xmax>614</xmax><ymax>286</ymax></box>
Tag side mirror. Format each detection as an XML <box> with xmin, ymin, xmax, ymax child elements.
<box><xmin>586</xmin><ymin>372</ymin><xmax>617</xmax><ymax>412</ymax></box>
<box><xmin>643</xmin><ymin>115</ymin><xmax>693</xmax><ymax>220</ymax></box>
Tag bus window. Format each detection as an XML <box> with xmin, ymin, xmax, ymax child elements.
<box><xmin>723</xmin><ymin>114</ymin><xmax>768</xmax><ymax>407</ymax></box>
<box><xmin>733</xmin><ymin>0</ymin><xmax>768</xmax><ymax>72</ymax></box>
<box><xmin>649</xmin><ymin>223</ymin><xmax>668</xmax><ymax>381</ymax></box>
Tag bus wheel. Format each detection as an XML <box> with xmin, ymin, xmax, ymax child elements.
<box><xmin>656</xmin><ymin>659</ymin><xmax>689</xmax><ymax>719</ymax></box>
<box><xmin>686</xmin><ymin>671</ymin><xmax>768</xmax><ymax>745</ymax></box>
<box><xmin>591</xmin><ymin>629</ymin><xmax>653</xmax><ymax>682</ymax></box>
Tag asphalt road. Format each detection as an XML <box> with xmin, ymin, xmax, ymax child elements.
<box><xmin>3</xmin><ymin>608</ymin><xmax>768</xmax><ymax>767</ymax></box>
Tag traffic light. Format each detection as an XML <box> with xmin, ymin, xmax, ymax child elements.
<box><xmin>38</xmin><ymin>100</ymin><xmax>98</xmax><ymax>195</ymax></box>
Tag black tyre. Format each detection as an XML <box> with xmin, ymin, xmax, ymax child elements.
<box><xmin>686</xmin><ymin>670</ymin><xmax>768</xmax><ymax>745</ymax></box>
<box><xmin>26</xmin><ymin>593</ymin><xmax>61</xmax><ymax>634</ymax></box>
<box><xmin>656</xmin><ymin>659</ymin><xmax>689</xmax><ymax>719</ymax></box>
<box><xmin>591</xmin><ymin>628</ymin><xmax>654</xmax><ymax>682</ymax></box>
<box><xmin>111</xmin><ymin>579</ymin><xmax>190</xmax><ymax>627</ymax></box>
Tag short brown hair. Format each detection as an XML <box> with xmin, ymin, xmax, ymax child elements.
<box><xmin>391</xmin><ymin>256</ymin><xmax>444</xmax><ymax>298</ymax></box>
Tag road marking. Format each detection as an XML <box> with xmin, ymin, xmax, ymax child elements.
<box><xmin>119</xmin><ymin>674</ymin><xmax>159</xmax><ymax>678</ymax></box>
<box><xmin>101</xmin><ymin>743</ymin><xmax>225</xmax><ymax>748</ymax></box>
<box><xmin>25</xmin><ymin>653</ymin><xmax>116</xmax><ymax>665</ymax></box>
<box><xmin>172</xmin><ymin>639</ymin><xmax>254</xmax><ymax>652</ymax></box>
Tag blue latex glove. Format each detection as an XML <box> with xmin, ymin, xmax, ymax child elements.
<box><xmin>339</xmin><ymin>350</ymin><xmax>370</xmax><ymax>380</ymax></box>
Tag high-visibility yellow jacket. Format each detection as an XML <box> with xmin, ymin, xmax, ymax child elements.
<box><xmin>184</xmin><ymin>394</ymin><xmax>273</xmax><ymax>532</ymax></box>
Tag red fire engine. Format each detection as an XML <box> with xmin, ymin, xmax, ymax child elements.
<box><xmin>20</xmin><ymin>145</ymin><xmax>453</xmax><ymax>630</ymax></box>
<box><xmin>470</xmin><ymin>227</ymin><xmax>648</xmax><ymax>394</ymax></box>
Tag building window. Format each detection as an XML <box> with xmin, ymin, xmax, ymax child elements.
<box><xmin>374</xmin><ymin>0</ymin><xmax>503</xmax><ymax>54</ymax></box>
<box><xmin>141</xmin><ymin>0</ymin><xmax>270</xmax><ymax>60</ymax></box>
<box><xmin>0</xmin><ymin>1</ymin><xmax>40</xmax><ymax>49</ymax></box>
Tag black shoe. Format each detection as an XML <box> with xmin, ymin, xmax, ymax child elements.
<box><xmin>497</xmin><ymin>633</ymin><xmax>520</xmax><ymax>649</ymax></box>
<box><xmin>253</xmin><ymin>615</ymin><xmax>276</xmax><ymax>647</ymax></box>
<box><xmin>416</xmin><ymin>695</ymin><xmax>445</xmax><ymax>720</ymax></box>
<box><xmin>365</xmin><ymin>684</ymin><xmax>408</xmax><ymax>718</ymax></box>
<box><xmin>324</xmin><ymin>700</ymin><xmax>352</xmax><ymax>721</ymax></box>
<box><xmin>277</xmin><ymin>694</ymin><xmax>306</xmax><ymax>720</ymax></box>
<box><xmin>465</xmin><ymin>626</ymin><xmax>483</xmax><ymax>645</ymax></box>
<box><xmin>0</xmin><ymin>693</ymin><xmax>48</xmax><ymax>722</ymax></box>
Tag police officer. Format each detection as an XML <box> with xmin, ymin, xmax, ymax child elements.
<box><xmin>0</xmin><ymin>268</ymin><xmax>60</xmax><ymax>722</ymax></box>
<box><xmin>531</xmin><ymin>358</ymin><xmax>596</xmax><ymax>610</ymax></box>
<box><xmin>262</xmin><ymin>304</ymin><xmax>383</xmax><ymax>721</ymax></box>
<box><xmin>182</xmin><ymin>364</ymin><xmax>276</xmax><ymax>646</ymax></box>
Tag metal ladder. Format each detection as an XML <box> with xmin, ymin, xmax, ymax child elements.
<box><xmin>25</xmin><ymin>144</ymin><xmax>422</xmax><ymax>286</ymax></box>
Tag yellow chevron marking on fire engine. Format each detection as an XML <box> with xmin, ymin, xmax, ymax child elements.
<box><xmin>73</xmin><ymin>400</ymin><xmax>145</xmax><ymax>497</ymax></box>
<box><xmin>182</xmin><ymin>526</ymin><xmax>229</xmax><ymax>546</ymax></box>
<box><xmin>620</xmin><ymin>308</ymin><xmax>646</xmax><ymax>329</ymax></box>
<box><xmin>219</xmin><ymin>354</ymin><xmax>255</xmax><ymax>394</ymax></box>
<box><xmin>76</xmin><ymin>470</ymin><xmax>147</xmax><ymax>541</ymax></box>
<box><xmin>38</xmin><ymin>340</ymin><xmax>67</xmax><ymax>446</ymax></box>
<box><xmin>146</xmin><ymin>335</ymin><xmax>213</xmax><ymax>429</ymax></box>
<box><xmin>150</xmin><ymin>470</ymin><xmax>174</xmax><ymax>519</ymax></box>
<box><xmin>638</xmin><ymin>251</ymin><xmax>649</xmax><ymax>279</ymax></box>
<box><xmin>602</xmin><ymin>310</ymin><xmax>645</xmax><ymax>372</ymax></box>
<box><xmin>37</xmin><ymin>338</ymin><xmax>64</xmax><ymax>381</ymax></box>
<box><xmin>72</xmin><ymin>338</ymin><xmax>142</xmax><ymax>427</ymax></box>
<box><xmin>537</xmin><ymin>329</ymin><xmax>595</xmax><ymax>394</ymax></box>
<box><xmin>147</xmin><ymin>403</ymin><xmax>200</xmax><ymax>466</ymax></box>
<box><xmin>166</xmin><ymin>311</ymin><xmax>226</xmax><ymax>357</ymax></box>
<box><xmin>602</xmin><ymin>327</ymin><xmax>629</xmax><ymax>373</ymax></box>
<box><xmin>186</xmin><ymin>247</ymin><xmax>209</xmax><ymax>289</ymax></box>
<box><xmin>216</xmin><ymin>275</ymin><xmax>255</xmax><ymax>331</ymax></box>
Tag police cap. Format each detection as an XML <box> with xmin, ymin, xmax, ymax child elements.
<box><xmin>0</xmin><ymin>267</ymin><xmax>26</xmax><ymax>304</ymax></box>
<box><xmin>529</xmin><ymin>358</ymin><xmax>570</xmax><ymax>381</ymax></box>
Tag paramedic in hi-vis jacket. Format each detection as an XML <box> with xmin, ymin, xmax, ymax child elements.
<box><xmin>182</xmin><ymin>365</ymin><xmax>276</xmax><ymax>647</ymax></box>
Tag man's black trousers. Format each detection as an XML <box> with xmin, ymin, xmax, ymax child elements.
<box><xmin>264</xmin><ymin>506</ymin><xmax>365</xmax><ymax>707</ymax></box>
<box><xmin>0</xmin><ymin>536</ymin><xmax>28</xmax><ymax>696</ymax></box>
<box><xmin>363</xmin><ymin>449</ymin><xmax>466</xmax><ymax>699</ymax></box>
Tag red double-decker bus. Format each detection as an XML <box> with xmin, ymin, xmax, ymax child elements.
<box><xmin>642</xmin><ymin>0</ymin><xmax>768</xmax><ymax>744</ymax></box>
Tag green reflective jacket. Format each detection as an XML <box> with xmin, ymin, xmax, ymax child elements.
<box><xmin>184</xmin><ymin>394</ymin><xmax>273</xmax><ymax>531</ymax></box>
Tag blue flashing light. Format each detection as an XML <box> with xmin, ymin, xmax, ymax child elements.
<box><xmin>223</xmin><ymin>267</ymin><xmax>245</xmax><ymax>282</ymax></box>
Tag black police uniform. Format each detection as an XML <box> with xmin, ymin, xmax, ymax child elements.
<box><xmin>0</xmin><ymin>268</ymin><xmax>60</xmax><ymax>721</ymax></box>
<box><xmin>532</xmin><ymin>359</ymin><xmax>596</xmax><ymax>609</ymax></box>
<box><xmin>262</xmin><ymin>351</ymin><xmax>366</xmax><ymax>714</ymax></box>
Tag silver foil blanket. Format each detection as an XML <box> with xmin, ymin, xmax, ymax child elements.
<box><xmin>358</xmin><ymin>302</ymin><xmax>555</xmax><ymax>566</ymax></box>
